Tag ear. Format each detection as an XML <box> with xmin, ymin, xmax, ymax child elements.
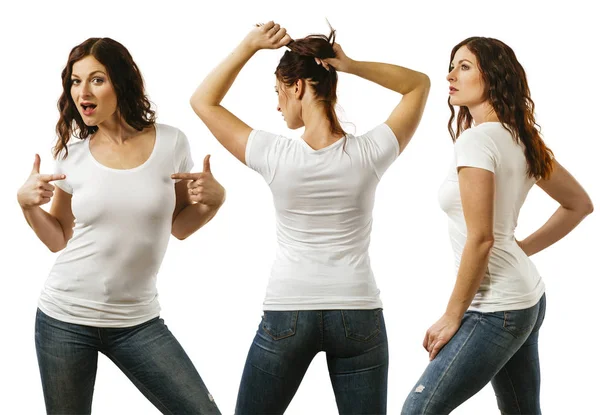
<box><xmin>295</xmin><ymin>79</ymin><xmax>305</xmax><ymax>100</ymax></box>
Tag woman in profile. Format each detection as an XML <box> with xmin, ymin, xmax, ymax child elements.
<box><xmin>190</xmin><ymin>21</ymin><xmax>430</xmax><ymax>414</ymax></box>
<box><xmin>17</xmin><ymin>37</ymin><xmax>224</xmax><ymax>414</ymax></box>
<box><xmin>402</xmin><ymin>37</ymin><xmax>593</xmax><ymax>414</ymax></box>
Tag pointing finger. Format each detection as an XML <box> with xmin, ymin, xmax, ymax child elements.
<box><xmin>39</xmin><ymin>174</ymin><xmax>66</xmax><ymax>182</ymax></box>
<box><xmin>171</xmin><ymin>173</ymin><xmax>199</xmax><ymax>180</ymax></box>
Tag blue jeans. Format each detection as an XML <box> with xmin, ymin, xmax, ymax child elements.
<box><xmin>235</xmin><ymin>309</ymin><xmax>389</xmax><ymax>414</ymax></box>
<box><xmin>402</xmin><ymin>294</ymin><xmax>546</xmax><ymax>415</ymax></box>
<box><xmin>35</xmin><ymin>309</ymin><xmax>220</xmax><ymax>415</ymax></box>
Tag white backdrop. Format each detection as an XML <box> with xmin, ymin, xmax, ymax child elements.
<box><xmin>1</xmin><ymin>0</ymin><xmax>598</xmax><ymax>413</ymax></box>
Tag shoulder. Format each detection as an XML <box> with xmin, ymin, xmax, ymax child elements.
<box><xmin>455</xmin><ymin>125</ymin><xmax>499</xmax><ymax>151</ymax></box>
<box><xmin>55</xmin><ymin>137</ymin><xmax>87</xmax><ymax>163</ymax></box>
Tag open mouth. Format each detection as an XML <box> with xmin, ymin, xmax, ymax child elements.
<box><xmin>81</xmin><ymin>103</ymin><xmax>97</xmax><ymax>116</ymax></box>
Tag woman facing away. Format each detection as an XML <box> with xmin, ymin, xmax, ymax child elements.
<box><xmin>190</xmin><ymin>21</ymin><xmax>430</xmax><ymax>414</ymax></box>
<box><xmin>17</xmin><ymin>38</ymin><xmax>225</xmax><ymax>414</ymax></box>
<box><xmin>401</xmin><ymin>37</ymin><xmax>593</xmax><ymax>414</ymax></box>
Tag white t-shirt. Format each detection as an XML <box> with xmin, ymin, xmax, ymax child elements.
<box><xmin>38</xmin><ymin>123</ymin><xmax>193</xmax><ymax>327</ymax></box>
<box><xmin>246</xmin><ymin>123</ymin><xmax>400</xmax><ymax>311</ymax></box>
<box><xmin>438</xmin><ymin>122</ymin><xmax>545</xmax><ymax>312</ymax></box>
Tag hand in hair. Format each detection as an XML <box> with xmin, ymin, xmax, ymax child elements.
<box><xmin>17</xmin><ymin>154</ymin><xmax>65</xmax><ymax>209</ymax></box>
<box><xmin>245</xmin><ymin>21</ymin><xmax>292</xmax><ymax>52</ymax></box>
<box><xmin>317</xmin><ymin>43</ymin><xmax>353</xmax><ymax>73</ymax></box>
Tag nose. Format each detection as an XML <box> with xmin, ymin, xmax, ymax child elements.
<box><xmin>80</xmin><ymin>81</ymin><xmax>92</xmax><ymax>97</ymax></box>
<box><xmin>446</xmin><ymin>68</ymin><xmax>456</xmax><ymax>82</ymax></box>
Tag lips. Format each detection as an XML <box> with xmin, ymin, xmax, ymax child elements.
<box><xmin>80</xmin><ymin>102</ymin><xmax>97</xmax><ymax>116</ymax></box>
<box><xmin>449</xmin><ymin>87</ymin><xmax>458</xmax><ymax>93</ymax></box>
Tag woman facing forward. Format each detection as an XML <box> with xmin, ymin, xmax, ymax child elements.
<box><xmin>402</xmin><ymin>37</ymin><xmax>593</xmax><ymax>414</ymax></box>
<box><xmin>17</xmin><ymin>38</ymin><xmax>224</xmax><ymax>414</ymax></box>
<box><xmin>190</xmin><ymin>21</ymin><xmax>430</xmax><ymax>414</ymax></box>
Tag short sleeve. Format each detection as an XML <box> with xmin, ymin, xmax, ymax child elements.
<box><xmin>53</xmin><ymin>150</ymin><xmax>73</xmax><ymax>194</ymax></box>
<box><xmin>173</xmin><ymin>129</ymin><xmax>194</xmax><ymax>183</ymax></box>
<box><xmin>245</xmin><ymin>129</ymin><xmax>281</xmax><ymax>183</ymax></box>
<box><xmin>359</xmin><ymin>123</ymin><xmax>400</xmax><ymax>180</ymax></box>
<box><xmin>454</xmin><ymin>129</ymin><xmax>499</xmax><ymax>173</ymax></box>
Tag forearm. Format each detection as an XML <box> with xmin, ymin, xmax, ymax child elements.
<box><xmin>520</xmin><ymin>206</ymin><xmax>591</xmax><ymax>256</ymax></box>
<box><xmin>21</xmin><ymin>206</ymin><xmax>67</xmax><ymax>252</ymax></box>
<box><xmin>445</xmin><ymin>239</ymin><xmax>494</xmax><ymax>318</ymax></box>
<box><xmin>172</xmin><ymin>202</ymin><xmax>223</xmax><ymax>240</ymax></box>
<box><xmin>345</xmin><ymin>60</ymin><xmax>430</xmax><ymax>95</ymax></box>
<box><xmin>191</xmin><ymin>40</ymin><xmax>257</xmax><ymax>109</ymax></box>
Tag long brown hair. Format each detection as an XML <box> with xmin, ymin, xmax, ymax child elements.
<box><xmin>448</xmin><ymin>37</ymin><xmax>554</xmax><ymax>179</ymax></box>
<box><xmin>54</xmin><ymin>38</ymin><xmax>155</xmax><ymax>159</ymax></box>
<box><xmin>275</xmin><ymin>26</ymin><xmax>345</xmax><ymax>137</ymax></box>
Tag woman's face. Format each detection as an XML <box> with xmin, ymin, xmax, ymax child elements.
<box><xmin>70</xmin><ymin>55</ymin><xmax>118</xmax><ymax>126</ymax></box>
<box><xmin>276</xmin><ymin>79</ymin><xmax>303</xmax><ymax>130</ymax></box>
<box><xmin>446</xmin><ymin>46</ymin><xmax>487</xmax><ymax>108</ymax></box>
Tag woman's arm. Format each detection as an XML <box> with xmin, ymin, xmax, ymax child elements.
<box><xmin>190</xmin><ymin>21</ymin><xmax>291</xmax><ymax>164</ymax></box>
<box><xmin>171</xmin><ymin>155</ymin><xmax>225</xmax><ymax>240</ymax></box>
<box><xmin>17</xmin><ymin>154</ymin><xmax>74</xmax><ymax>252</ymax></box>
<box><xmin>322</xmin><ymin>45</ymin><xmax>430</xmax><ymax>153</ymax></box>
<box><xmin>424</xmin><ymin>167</ymin><xmax>495</xmax><ymax>360</ymax></box>
<box><xmin>518</xmin><ymin>160</ymin><xmax>593</xmax><ymax>256</ymax></box>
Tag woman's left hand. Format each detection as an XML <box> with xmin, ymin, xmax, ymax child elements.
<box><xmin>423</xmin><ymin>314</ymin><xmax>462</xmax><ymax>361</ymax></box>
<box><xmin>171</xmin><ymin>155</ymin><xmax>225</xmax><ymax>207</ymax></box>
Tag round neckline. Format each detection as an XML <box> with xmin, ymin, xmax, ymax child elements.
<box><xmin>299</xmin><ymin>134</ymin><xmax>348</xmax><ymax>154</ymax></box>
<box><xmin>87</xmin><ymin>124</ymin><xmax>160</xmax><ymax>172</ymax></box>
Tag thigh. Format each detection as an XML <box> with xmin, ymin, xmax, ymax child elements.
<box><xmin>325</xmin><ymin>309</ymin><xmax>389</xmax><ymax>415</ymax></box>
<box><xmin>492</xmin><ymin>294</ymin><xmax>546</xmax><ymax>415</ymax></box>
<box><xmin>104</xmin><ymin>317</ymin><xmax>220</xmax><ymax>415</ymax></box>
<box><xmin>235</xmin><ymin>310</ymin><xmax>319</xmax><ymax>415</ymax></box>
<box><xmin>35</xmin><ymin>309</ymin><xmax>99</xmax><ymax>415</ymax></box>
<box><xmin>401</xmin><ymin>310</ymin><xmax>532</xmax><ymax>415</ymax></box>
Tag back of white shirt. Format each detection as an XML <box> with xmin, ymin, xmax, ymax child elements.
<box><xmin>438</xmin><ymin>122</ymin><xmax>545</xmax><ymax>312</ymax></box>
<box><xmin>39</xmin><ymin>124</ymin><xmax>193</xmax><ymax>327</ymax></box>
<box><xmin>246</xmin><ymin>124</ymin><xmax>399</xmax><ymax>311</ymax></box>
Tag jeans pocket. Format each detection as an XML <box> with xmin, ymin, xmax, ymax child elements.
<box><xmin>341</xmin><ymin>309</ymin><xmax>382</xmax><ymax>342</ymax></box>
<box><xmin>261</xmin><ymin>311</ymin><xmax>299</xmax><ymax>340</ymax></box>
<box><xmin>502</xmin><ymin>306</ymin><xmax>538</xmax><ymax>338</ymax></box>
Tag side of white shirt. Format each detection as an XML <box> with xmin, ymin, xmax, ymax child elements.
<box><xmin>245</xmin><ymin>124</ymin><xmax>400</xmax><ymax>311</ymax></box>
<box><xmin>38</xmin><ymin>123</ymin><xmax>194</xmax><ymax>327</ymax></box>
<box><xmin>438</xmin><ymin>122</ymin><xmax>545</xmax><ymax>312</ymax></box>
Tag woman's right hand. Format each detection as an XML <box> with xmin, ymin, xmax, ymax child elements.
<box><xmin>318</xmin><ymin>43</ymin><xmax>354</xmax><ymax>73</ymax></box>
<box><xmin>17</xmin><ymin>154</ymin><xmax>65</xmax><ymax>210</ymax></box>
<box><xmin>244</xmin><ymin>21</ymin><xmax>292</xmax><ymax>52</ymax></box>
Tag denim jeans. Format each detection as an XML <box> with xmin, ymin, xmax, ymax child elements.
<box><xmin>35</xmin><ymin>309</ymin><xmax>221</xmax><ymax>415</ymax></box>
<box><xmin>235</xmin><ymin>309</ymin><xmax>389</xmax><ymax>415</ymax></box>
<box><xmin>402</xmin><ymin>294</ymin><xmax>546</xmax><ymax>415</ymax></box>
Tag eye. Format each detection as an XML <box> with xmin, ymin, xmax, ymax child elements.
<box><xmin>71</xmin><ymin>79</ymin><xmax>81</xmax><ymax>85</ymax></box>
<box><xmin>461</xmin><ymin>64</ymin><xmax>469</xmax><ymax>70</ymax></box>
<box><xmin>91</xmin><ymin>77</ymin><xmax>105</xmax><ymax>84</ymax></box>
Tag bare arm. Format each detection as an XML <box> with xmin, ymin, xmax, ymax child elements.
<box><xmin>322</xmin><ymin>45</ymin><xmax>430</xmax><ymax>153</ymax></box>
<box><xmin>190</xmin><ymin>21</ymin><xmax>292</xmax><ymax>164</ymax></box>
<box><xmin>17</xmin><ymin>155</ymin><xmax>74</xmax><ymax>252</ymax></box>
<box><xmin>517</xmin><ymin>160</ymin><xmax>593</xmax><ymax>255</ymax></box>
<box><xmin>171</xmin><ymin>155</ymin><xmax>225</xmax><ymax>240</ymax></box>
<box><xmin>424</xmin><ymin>167</ymin><xmax>495</xmax><ymax>360</ymax></box>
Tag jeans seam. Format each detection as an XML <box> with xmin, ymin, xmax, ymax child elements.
<box><xmin>423</xmin><ymin>313</ymin><xmax>482</xmax><ymax>413</ymax></box>
<box><xmin>103</xmin><ymin>350</ymin><xmax>174</xmax><ymax>415</ymax></box>
<box><xmin>499</xmin><ymin>366</ymin><xmax>523</xmax><ymax>414</ymax></box>
<box><xmin>318</xmin><ymin>311</ymin><xmax>323</xmax><ymax>350</ymax></box>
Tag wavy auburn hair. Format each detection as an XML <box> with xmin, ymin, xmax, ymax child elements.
<box><xmin>54</xmin><ymin>38</ymin><xmax>155</xmax><ymax>159</ymax></box>
<box><xmin>448</xmin><ymin>37</ymin><xmax>554</xmax><ymax>179</ymax></box>
<box><xmin>275</xmin><ymin>25</ymin><xmax>345</xmax><ymax>137</ymax></box>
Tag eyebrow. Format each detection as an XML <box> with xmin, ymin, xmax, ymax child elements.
<box><xmin>71</xmin><ymin>70</ymin><xmax>107</xmax><ymax>78</ymax></box>
<box><xmin>456</xmin><ymin>59</ymin><xmax>473</xmax><ymax>65</ymax></box>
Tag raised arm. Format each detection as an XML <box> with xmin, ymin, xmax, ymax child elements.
<box><xmin>190</xmin><ymin>21</ymin><xmax>292</xmax><ymax>164</ymax></box>
<box><xmin>518</xmin><ymin>160</ymin><xmax>593</xmax><ymax>256</ymax></box>
<box><xmin>17</xmin><ymin>154</ymin><xmax>74</xmax><ymax>252</ymax></box>
<box><xmin>321</xmin><ymin>44</ymin><xmax>430</xmax><ymax>153</ymax></box>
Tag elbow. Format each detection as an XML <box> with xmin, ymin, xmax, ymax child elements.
<box><xmin>171</xmin><ymin>229</ymin><xmax>190</xmax><ymax>241</ymax></box>
<box><xmin>48</xmin><ymin>243</ymin><xmax>66</xmax><ymax>253</ymax></box>
<box><xmin>582</xmin><ymin>198</ymin><xmax>594</xmax><ymax>216</ymax></box>
<box><xmin>468</xmin><ymin>233</ymin><xmax>495</xmax><ymax>254</ymax></box>
<box><xmin>420</xmin><ymin>73</ymin><xmax>431</xmax><ymax>90</ymax></box>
